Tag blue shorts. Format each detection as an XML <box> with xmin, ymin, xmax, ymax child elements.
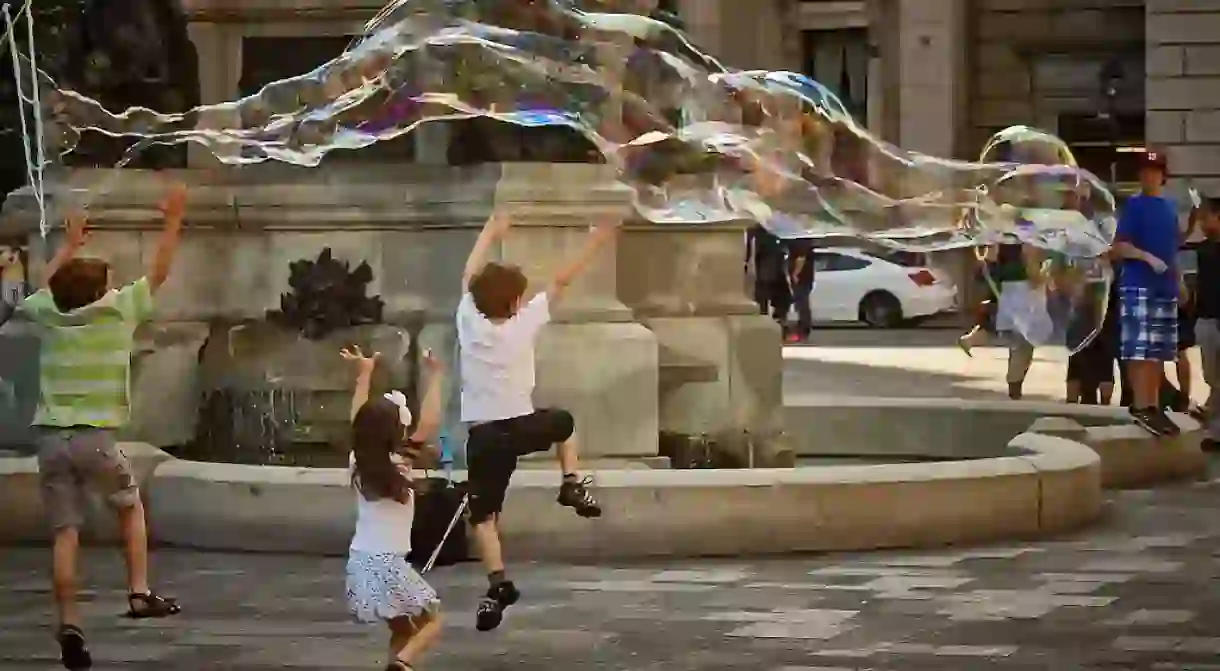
<box><xmin>1119</xmin><ymin>286</ymin><xmax>1178</xmax><ymax>362</ymax></box>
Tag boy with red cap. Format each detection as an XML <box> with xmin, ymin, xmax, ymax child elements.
<box><xmin>1112</xmin><ymin>149</ymin><xmax>1183</xmax><ymax>436</ymax></box>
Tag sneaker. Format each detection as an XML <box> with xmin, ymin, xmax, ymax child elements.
<box><xmin>57</xmin><ymin>625</ymin><xmax>91</xmax><ymax>671</ymax></box>
<box><xmin>558</xmin><ymin>476</ymin><xmax>602</xmax><ymax>518</ymax></box>
<box><xmin>1154</xmin><ymin>408</ymin><xmax>1182</xmax><ymax>436</ymax></box>
<box><xmin>1129</xmin><ymin>407</ymin><xmax>1168</xmax><ymax>436</ymax></box>
<box><xmin>475</xmin><ymin>581</ymin><xmax>520</xmax><ymax>632</ymax></box>
<box><xmin>1188</xmin><ymin>405</ymin><xmax>1208</xmax><ymax>423</ymax></box>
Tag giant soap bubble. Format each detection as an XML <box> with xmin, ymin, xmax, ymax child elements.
<box><xmin>972</xmin><ymin>127</ymin><xmax>1114</xmax><ymax>352</ymax></box>
<box><xmin>12</xmin><ymin>0</ymin><xmax>1116</xmax><ymax>350</ymax></box>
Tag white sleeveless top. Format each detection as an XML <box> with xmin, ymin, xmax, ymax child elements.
<box><xmin>348</xmin><ymin>452</ymin><xmax>415</xmax><ymax>555</ymax></box>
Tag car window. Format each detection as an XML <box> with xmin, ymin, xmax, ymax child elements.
<box><xmin>814</xmin><ymin>252</ymin><xmax>872</xmax><ymax>272</ymax></box>
<box><xmin>875</xmin><ymin>250</ymin><xmax>927</xmax><ymax>267</ymax></box>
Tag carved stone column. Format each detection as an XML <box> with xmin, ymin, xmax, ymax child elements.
<box><xmin>186</xmin><ymin>23</ymin><xmax>243</xmax><ymax>167</ymax></box>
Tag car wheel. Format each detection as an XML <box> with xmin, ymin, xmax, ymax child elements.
<box><xmin>859</xmin><ymin>292</ymin><xmax>902</xmax><ymax>328</ymax></box>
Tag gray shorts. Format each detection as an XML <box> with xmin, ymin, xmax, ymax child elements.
<box><xmin>36</xmin><ymin>427</ymin><xmax>139</xmax><ymax>531</ymax></box>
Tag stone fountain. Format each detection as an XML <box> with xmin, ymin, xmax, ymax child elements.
<box><xmin>0</xmin><ymin>0</ymin><xmax>786</xmax><ymax>468</ymax></box>
<box><xmin>0</xmin><ymin>161</ymin><xmax>786</xmax><ymax>467</ymax></box>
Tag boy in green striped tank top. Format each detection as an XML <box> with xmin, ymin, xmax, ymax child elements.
<box><xmin>20</xmin><ymin>184</ymin><xmax>186</xmax><ymax>670</ymax></box>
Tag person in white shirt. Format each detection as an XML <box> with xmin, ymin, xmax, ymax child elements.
<box><xmin>340</xmin><ymin>345</ymin><xmax>446</xmax><ymax>671</ymax></box>
<box><xmin>458</xmin><ymin>210</ymin><xmax>620</xmax><ymax>632</ymax></box>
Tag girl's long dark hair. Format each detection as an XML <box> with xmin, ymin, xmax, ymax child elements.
<box><xmin>351</xmin><ymin>396</ymin><xmax>410</xmax><ymax>503</ymax></box>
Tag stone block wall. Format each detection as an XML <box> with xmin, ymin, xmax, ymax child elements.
<box><xmin>1146</xmin><ymin>0</ymin><xmax>1220</xmax><ymax>201</ymax></box>
<box><xmin>970</xmin><ymin>0</ymin><xmax>1145</xmax><ymax>154</ymax></box>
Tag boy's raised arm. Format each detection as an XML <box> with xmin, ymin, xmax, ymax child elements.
<box><xmin>463</xmin><ymin>211</ymin><xmax>511</xmax><ymax>289</ymax></box>
<box><xmin>149</xmin><ymin>184</ymin><xmax>186</xmax><ymax>293</ymax></box>
<box><xmin>545</xmin><ymin>217</ymin><xmax>621</xmax><ymax>303</ymax></box>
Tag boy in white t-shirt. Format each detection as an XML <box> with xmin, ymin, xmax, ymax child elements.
<box><xmin>458</xmin><ymin>210</ymin><xmax>620</xmax><ymax>632</ymax></box>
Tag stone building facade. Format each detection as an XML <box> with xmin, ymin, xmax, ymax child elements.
<box><xmin>686</xmin><ymin>0</ymin><xmax>1219</xmax><ymax>201</ymax></box>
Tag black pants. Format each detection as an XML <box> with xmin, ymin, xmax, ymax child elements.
<box><xmin>754</xmin><ymin>278</ymin><xmax>791</xmax><ymax>323</ymax></box>
<box><xmin>466</xmin><ymin>409</ymin><xmax>575</xmax><ymax>524</ymax></box>
<box><xmin>790</xmin><ymin>279</ymin><xmax>813</xmax><ymax>336</ymax></box>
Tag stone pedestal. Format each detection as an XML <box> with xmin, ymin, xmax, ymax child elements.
<box><xmin>1</xmin><ymin>162</ymin><xmax>781</xmax><ymax>464</ymax></box>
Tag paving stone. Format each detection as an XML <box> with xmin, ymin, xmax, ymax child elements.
<box><xmin>4</xmin><ymin>484</ymin><xmax>1220</xmax><ymax>669</ymax></box>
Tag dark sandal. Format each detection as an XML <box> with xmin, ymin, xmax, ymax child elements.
<box><xmin>384</xmin><ymin>662</ymin><xmax>413</xmax><ymax>671</ymax></box>
<box><xmin>57</xmin><ymin>624</ymin><xmax>92</xmax><ymax>670</ymax></box>
<box><xmin>125</xmin><ymin>592</ymin><xmax>181</xmax><ymax>619</ymax></box>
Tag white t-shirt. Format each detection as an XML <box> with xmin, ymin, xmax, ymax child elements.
<box><xmin>348</xmin><ymin>453</ymin><xmax>415</xmax><ymax>555</ymax></box>
<box><xmin>456</xmin><ymin>291</ymin><xmax>551</xmax><ymax>423</ymax></box>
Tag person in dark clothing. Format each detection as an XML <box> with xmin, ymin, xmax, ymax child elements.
<box><xmin>1191</xmin><ymin>197</ymin><xmax>1220</xmax><ymax>449</ymax></box>
<box><xmin>785</xmin><ymin>238</ymin><xmax>815</xmax><ymax>343</ymax></box>
<box><xmin>1066</xmin><ymin>263</ymin><xmax>1119</xmax><ymax>405</ymax></box>
<box><xmin>745</xmin><ymin>224</ymin><xmax>790</xmax><ymax>325</ymax></box>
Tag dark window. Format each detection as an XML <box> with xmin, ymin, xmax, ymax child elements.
<box><xmin>1056</xmin><ymin>113</ymin><xmax>1145</xmax><ymax>186</ymax></box>
<box><xmin>875</xmin><ymin>250</ymin><xmax>928</xmax><ymax>268</ymax></box>
<box><xmin>801</xmin><ymin>28</ymin><xmax>869</xmax><ymax>122</ymax></box>
<box><xmin>815</xmin><ymin>252</ymin><xmax>871</xmax><ymax>272</ymax></box>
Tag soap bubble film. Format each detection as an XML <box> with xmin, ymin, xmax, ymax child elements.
<box><xmin>21</xmin><ymin>0</ymin><xmax>1118</xmax><ymax>351</ymax></box>
<box><xmin>976</xmin><ymin>131</ymin><xmax>1113</xmax><ymax>351</ymax></box>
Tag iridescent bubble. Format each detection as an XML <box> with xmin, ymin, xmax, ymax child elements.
<box><xmin>16</xmin><ymin>0</ymin><xmax>1116</xmax><ymax>263</ymax></box>
<box><xmin>977</xmin><ymin>127</ymin><xmax>1113</xmax><ymax>352</ymax></box>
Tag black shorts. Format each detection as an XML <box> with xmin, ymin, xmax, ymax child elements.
<box><xmin>466</xmin><ymin>409</ymin><xmax>575</xmax><ymax>524</ymax></box>
<box><xmin>1066</xmin><ymin>335</ymin><xmax>1116</xmax><ymax>385</ymax></box>
<box><xmin>1179</xmin><ymin>312</ymin><xmax>1197</xmax><ymax>350</ymax></box>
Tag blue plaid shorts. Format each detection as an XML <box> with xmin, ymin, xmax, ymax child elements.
<box><xmin>1118</xmin><ymin>286</ymin><xmax>1178</xmax><ymax>362</ymax></box>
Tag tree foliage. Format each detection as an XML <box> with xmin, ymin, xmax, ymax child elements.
<box><xmin>0</xmin><ymin>0</ymin><xmax>86</xmax><ymax>202</ymax></box>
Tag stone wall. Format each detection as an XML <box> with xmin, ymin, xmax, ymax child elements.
<box><xmin>970</xmin><ymin>0</ymin><xmax>1145</xmax><ymax>154</ymax></box>
<box><xmin>1146</xmin><ymin>0</ymin><xmax>1220</xmax><ymax>201</ymax></box>
<box><xmin>0</xmin><ymin>164</ymin><xmax>782</xmax><ymax>465</ymax></box>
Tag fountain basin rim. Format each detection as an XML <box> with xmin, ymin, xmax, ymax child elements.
<box><xmin>0</xmin><ymin>432</ymin><xmax>1104</xmax><ymax>558</ymax></box>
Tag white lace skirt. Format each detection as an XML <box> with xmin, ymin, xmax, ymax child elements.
<box><xmin>345</xmin><ymin>552</ymin><xmax>440</xmax><ymax>623</ymax></box>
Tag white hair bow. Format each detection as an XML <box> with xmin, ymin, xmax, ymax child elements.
<box><xmin>384</xmin><ymin>391</ymin><xmax>413</xmax><ymax>428</ymax></box>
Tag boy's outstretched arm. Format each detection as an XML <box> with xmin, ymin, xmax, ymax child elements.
<box><xmin>546</xmin><ymin>217</ymin><xmax>622</xmax><ymax>303</ymax></box>
<box><xmin>149</xmin><ymin>184</ymin><xmax>187</xmax><ymax>293</ymax></box>
<box><xmin>463</xmin><ymin>211</ymin><xmax>511</xmax><ymax>289</ymax></box>
<box><xmin>40</xmin><ymin>211</ymin><xmax>89</xmax><ymax>289</ymax></box>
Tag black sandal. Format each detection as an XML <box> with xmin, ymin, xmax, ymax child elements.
<box><xmin>57</xmin><ymin>624</ymin><xmax>92</xmax><ymax>670</ymax></box>
<box><xmin>384</xmin><ymin>662</ymin><xmax>413</xmax><ymax>671</ymax></box>
<box><xmin>125</xmin><ymin>592</ymin><xmax>181</xmax><ymax>619</ymax></box>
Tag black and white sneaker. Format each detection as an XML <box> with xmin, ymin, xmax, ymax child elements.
<box><xmin>1129</xmin><ymin>407</ymin><xmax>1167</xmax><ymax>436</ymax></box>
<box><xmin>558</xmin><ymin>476</ymin><xmax>602</xmax><ymax>518</ymax></box>
<box><xmin>57</xmin><ymin>625</ymin><xmax>91</xmax><ymax>671</ymax></box>
<box><xmin>475</xmin><ymin>581</ymin><xmax>520</xmax><ymax>632</ymax></box>
<box><xmin>1154</xmin><ymin>408</ymin><xmax>1182</xmax><ymax>436</ymax></box>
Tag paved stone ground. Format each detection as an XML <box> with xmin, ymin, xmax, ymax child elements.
<box><xmin>5</xmin><ymin>479</ymin><xmax>1220</xmax><ymax>670</ymax></box>
<box><xmin>784</xmin><ymin>329</ymin><xmax>1209</xmax><ymax>404</ymax></box>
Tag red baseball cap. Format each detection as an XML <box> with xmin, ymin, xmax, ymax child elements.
<box><xmin>1139</xmin><ymin>149</ymin><xmax>1168</xmax><ymax>171</ymax></box>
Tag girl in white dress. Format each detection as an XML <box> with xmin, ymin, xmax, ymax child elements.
<box><xmin>340</xmin><ymin>345</ymin><xmax>446</xmax><ymax>671</ymax></box>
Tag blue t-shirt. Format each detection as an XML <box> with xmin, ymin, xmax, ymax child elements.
<box><xmin>1116</xmin><ymin>194</ymin><xmax>1179</xmax><ymax>297</ymax></box>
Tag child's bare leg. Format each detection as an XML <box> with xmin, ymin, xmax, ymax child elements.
<box><xmin>1066</xmin><ymin>380</ymin><xmax>1081</xmax><ymax>403</ymax></box>
<box><xmin>1177</xmin><ymin>354</ymin><xmax>1194</xmax><ymax>407</ymax></box>
<box><xmin>117</xmin><ymin>498</ymin><xmax>151</xmax><ymax>595</ymax></box>
<box><xmin>472</xmin><ymin>519</ymin><xmax>505</xmax><ymax>575</ymax></box>
<box><xmin>52</xmin><ymin>527</ymin><xmax>82</xmax><ymax>628</ymax></box>
<box><xmin>390</xmin><ymin>611</ymin><xmax>442</xmax><ymax>666</ymax></box>
<box><xmin>388</xmin><ymin>618</ymin><xmax>413</xmax><ymax>664</ymax></box>
<box><xmin>555</xmin><ymin>437</ymin><xmax>579</xmax><ymax>477</ymax></box>
<box><xmin>1099</xmin><ymin>382</ymin><xmax>1114</xmax><ymax>405</ymax></box>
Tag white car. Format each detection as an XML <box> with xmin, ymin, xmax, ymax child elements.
<box><xmin>793</xmin><ymin>248</ymin><xmax>958</xmax><ymax>327</ymax></box>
